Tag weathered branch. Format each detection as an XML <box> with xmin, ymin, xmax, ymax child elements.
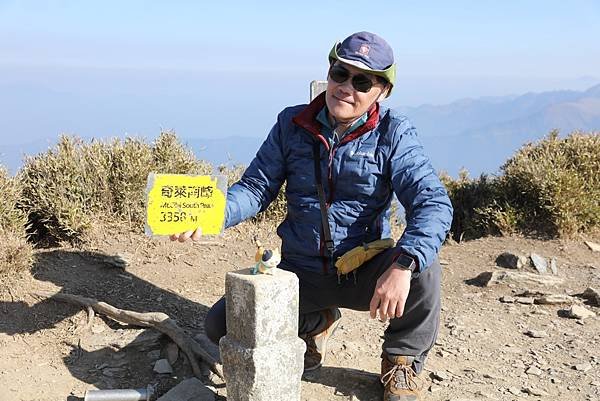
<box><xmin>33</xmin><ymin>291</ymin><xmax>224</xmax><ymax>381</ymax></box>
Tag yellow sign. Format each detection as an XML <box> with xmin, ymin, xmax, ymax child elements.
<box><xmin>145</xmin><ymin>173</ymin><xmax>226</xmax><ymax>236</ymax></box>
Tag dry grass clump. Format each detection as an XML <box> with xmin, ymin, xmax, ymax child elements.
<box><xmin>20</xmin><ymin>132</ymin><xmax>211</xmax><ymax>243</ymax></box>
<box><xmin>218</xmin><ymin>163</ymin><xmax>288</xmax><ymax>224</ymax></box>
<box><xmin>0</xmin><ymin>167</ymin><xmax>33</xmax><ymax>274</ymax></box>
<box><xmin>442</xmin><ymin>131</ymin><xmax>600</xmax><ymax>240</ymax></box>
<box><xmin>439</xmin><ymin>169</ymin><xmax>502</xmax><ymax>241</ymax></box>
<box><xmin>498</xmin><ymin>130</ymin><xmax>600</xmax><ymax>237</ymax></box>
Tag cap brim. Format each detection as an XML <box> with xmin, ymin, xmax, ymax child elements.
<box><xmin>328</xmin><ymin>42</ymin><xmax>396</xmax><ymax>97</ymax></box>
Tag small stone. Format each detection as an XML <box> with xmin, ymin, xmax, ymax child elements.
<box><xmin>516</xmin><ymin>297</ymin><xmax>535</xmax><ymax>304</ymax></box>
<box><xmin>153</xmin><ymin>359</ymin><xmax>173</xmax><ymax>374</ymax></box>
<box><xmin>524</xmin><ymin>387</ymin><xmax>547</xmax><ymax>396</ymax></box>
<box><xmin>432</xmin><ymin>370</ymin><xmax>452</xmax><ymax>381</ymax></box>
<box><xmin>496</xmin><ymin>252</ymin><xmax>527</xmax><ymax>269</ymax></box>
<box><xmin>535</xmin><ymin>294</ymin><xmax>574</xmax><ymax>304</ymax></box>
<box><xmin>508</xmin><ymin>386</ymin><xmax>522</xmax><ymax>395</ymax></box>
<box><xmin>582</xmin><ymin>287</ymin><xmax>600</xmax><ymax>306</ymax></box>
<box><xmin>156</xmin><ymin>378</ymin><xmax>215</xmax><ymax>401</ymax></box>
<box><xmin>550</xmin><ymin>258</ymin><xmax>558</xmax><ymax>275</ymax></box>
<box><xmin>526</xmin><ymin>366</ymin><xmax>543</xmax><ymax>376</ymax></box>
<box><xmin>474</xmin><ymin>270</ymin><xmax>564</xmax><ymax>287</ymax></box>
<box><xmin>530</xmin><ymin>253</ymin><xmax>548</xmax><ymax>274</ymax></box>
<box><xmin>574</xmin><ymin>362</ymin><xmax>593</xmax><ymax>372</ymax></box>
<box><xmin>428</xmin><ymin>384</ymin><xmax>443</xmax><ymax>393</ymax></box>
<box><xmin>500</xmin><ymin>296</ymin><xmax>516</xmax><ymax>303</ymax></box>
<box><xmin>584</xmin><ymin>241</ymin><xmax>600</xmax><ymax>252</ymax></box>
<box><xmin>567</xmin><ymin>305</ymin><xmax>596</xmax><ymax>320</ymax></box>
<box><xmin>525</xmin><ymin>330</ymin><xmax>548</xmax><ymax>338</ymax></box>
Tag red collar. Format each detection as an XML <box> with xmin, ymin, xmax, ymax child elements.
<box><xmin>292</xmin><ymin>92</ymin><xmax>380</xmax><ymax>149</ymax></box>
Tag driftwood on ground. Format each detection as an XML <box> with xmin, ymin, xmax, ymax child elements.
<box><xmin>33</xmin><ymin>291</ymin><xmax>224</xmax><ymax>381</ymax></box>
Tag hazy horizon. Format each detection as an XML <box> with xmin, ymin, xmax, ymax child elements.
<box><xmin>1</xmin><ymin>1</ymin><xmax>599</xmax><ymax>175</ymax></box>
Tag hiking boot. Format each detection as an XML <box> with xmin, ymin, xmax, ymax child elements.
<box><xmin>300</xmin><ymin>308</ymin><xmax>342</xmax><ymax>372</ymax></box>
<box><xmin>380</xmin><ymin>353</ymin><xmax>423</xmax><ymax>401</ymax></box>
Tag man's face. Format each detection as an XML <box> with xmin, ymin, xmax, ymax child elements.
<box><xmin>325</xmin><ymin>61</ymin><xmax>388</xmax><ymax>124</ymax></box>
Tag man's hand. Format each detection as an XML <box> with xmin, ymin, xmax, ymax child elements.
<box><xmin>369</xmin><ymin>265</ymin><xmax>411</xmax><ymax>321</ymax></box>
<box><xmin>169</xmin><ymin>228</ymin><xmax>202</xmax><ymax>243</ymax></box>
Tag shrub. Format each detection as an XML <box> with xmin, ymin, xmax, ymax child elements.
<box><xmin>0</xmin><ymin>167</ymin><xmax>33</xmax><ymax>274</ymax></box>
<box><xmin>20</xmin><ymin>132</ymin><xmax>211</xmax><ymax>243</ymax></box>
<box><xmin>439</xmin><ymin>169</ymin><xmax>505</xmax><ymax>241</ymax></box>
<box><xmin>442</xmin><ymin>131</ymin><xmax>600</xmax><ymax>240</ymax></box>
<box><xmin>499</xmin><ymin>130</ymin><xmax>600</xmax><ymax>236</ymax></box>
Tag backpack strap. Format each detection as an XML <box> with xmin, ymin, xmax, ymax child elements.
<box><xmin>312</xmin><ymin>141</ymin><xmax>334</xmax><ymax>259</ymax></box>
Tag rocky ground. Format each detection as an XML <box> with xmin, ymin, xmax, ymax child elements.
<box><xmin>1</xmin><ymin>222</ymin><xmax>599</xmax><ymax>401</ymax></box>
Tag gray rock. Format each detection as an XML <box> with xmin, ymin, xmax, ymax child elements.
<box><xmin>507</xmin><ymin>386</ymin><xmax>521</xmax><ymax>395</ymax></box>
<box><xmin>516</xmin><ymin>297</ymin><xmax>535</xmax><ymax>304</ymax></box>
<box><xmin>567</xmin><ymin>305</ymin><xmax>596</xmax><ymax>320</ymax></box>
<box><xmin>428</xmin><ymin>384</ymin><xmax>443</xmax><ymax>393</ymax></box>
<box><xmin>582</xmin><ymin>287</ymin><xmax>600</xmax><ymax>306</ymax></box>
<box><xmin>534</xmin><ymin>294</ymin><xmax>574</xmax><ymax>304</ymax></box>
<box><xmin>573</xmin><ymin>362</ymin><xmax>593</xmax><ymax>372</ymax></box>
<box><xmin>496</xmin><ymin>252</ymin><xmax>527</xmax><ymax>269</ymax></box>
<box><xmin>153</xmin><ymin>359</ymin><xmax>173</xmax><ymax>374</ymax></box>
<box><xmin>525</xmin><ymin>330</ymin><xmax>548</xmax><ymax>338</ymax></box>
<box><xmin>157</xmin><ymin>378</ymin><xmax>215</xmax><ymax>401</ymax></box>
<box><xmin>475</xmin><ymin>271</ymin><xmax>564</xmax><ymax>287</ymax></box>
<box><xmin>584</xmin><ymin>241</ymin><xmax>600</xmax><ymax>252</ymax></box>
<box><xmin>432</xmin><ymin>370</ymin><xmax>452</xmax><ymax>381</ymax></box>
<box><xmin>524</xmin><ymin>387</ymin><xmax>547</xmax><ymax>396</ymax></box>
<box><xmin>525</xmin><ymin>366</ymin><xmax>543</xmax><ymax>376</ymax></box>
<box><xmin>500</xmin><ymin>296</ymin><xmax>516</xmax><ymax>303</ymax></box>
<box><xmin>530</xmin><ymin>253</ymin><xmax>548</xmax><ymax>274</ymax></box>
<box><xmin>550</xmin><ymin>258</ymin><xmax>558</xmax><ymax>275</ymax></box>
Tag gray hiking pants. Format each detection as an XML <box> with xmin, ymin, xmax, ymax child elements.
<box><xmin>204</xmin><ymin>248</ymin><xmax>441</xmax><ymax>373</ymax></box>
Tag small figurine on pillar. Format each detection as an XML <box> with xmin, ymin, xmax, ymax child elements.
<box><xmin>251</xmin><ymin>237</ymin><xmax>281</xmax><ymax>275</ymax></box>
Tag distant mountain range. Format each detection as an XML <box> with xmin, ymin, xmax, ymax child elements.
<box><xmin>186</xmin><ymin>83</ymin><xmax>600</xmax><ymax>176</ymax></box>
<box><xmin>398</xmin><ymin>83</ymin><xmax>600</xmax><ymax>175</ymax></box>
<box><xmin>1</xmin><ymin>83</ymin><xmax>599</xmax><ymax>177</ymax></box>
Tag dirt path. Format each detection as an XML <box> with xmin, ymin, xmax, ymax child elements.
<box><xmin>1</xmin><ymin>223</ymin><xmax>599</xmax><ymax>401</ymax></box>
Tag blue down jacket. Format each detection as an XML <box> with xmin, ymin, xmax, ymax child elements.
<box><xmin>225</xmin><ymin>93</ymin><xmax>453</xmax><ymax>274</ymax></box>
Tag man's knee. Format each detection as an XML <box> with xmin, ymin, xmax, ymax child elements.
<box><xmin>204</xmin><ymin>297</ymin><xmax>226</xmax><ymax>345</ymax></box>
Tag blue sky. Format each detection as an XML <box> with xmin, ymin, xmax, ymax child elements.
<box><xmin>3</xmin><ymin>1</ymin><xmax>599</xmax><ymax>76</ymax></box>
<box><xmin>1</xmin><ymin>1</ymin><xmax>599</xmax><ymax>171</ymax></box>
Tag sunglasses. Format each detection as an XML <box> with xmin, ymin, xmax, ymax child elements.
<box><xmin>328</xmin><ymin>64</ymin><xmax>383</xmax><ymax>93</ymax></box>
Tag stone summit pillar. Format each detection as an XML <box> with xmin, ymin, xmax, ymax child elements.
<box><xmin>219</xmin><ymin>268</ymin><xmax>305</xmax><ymax>401</ymax></box>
